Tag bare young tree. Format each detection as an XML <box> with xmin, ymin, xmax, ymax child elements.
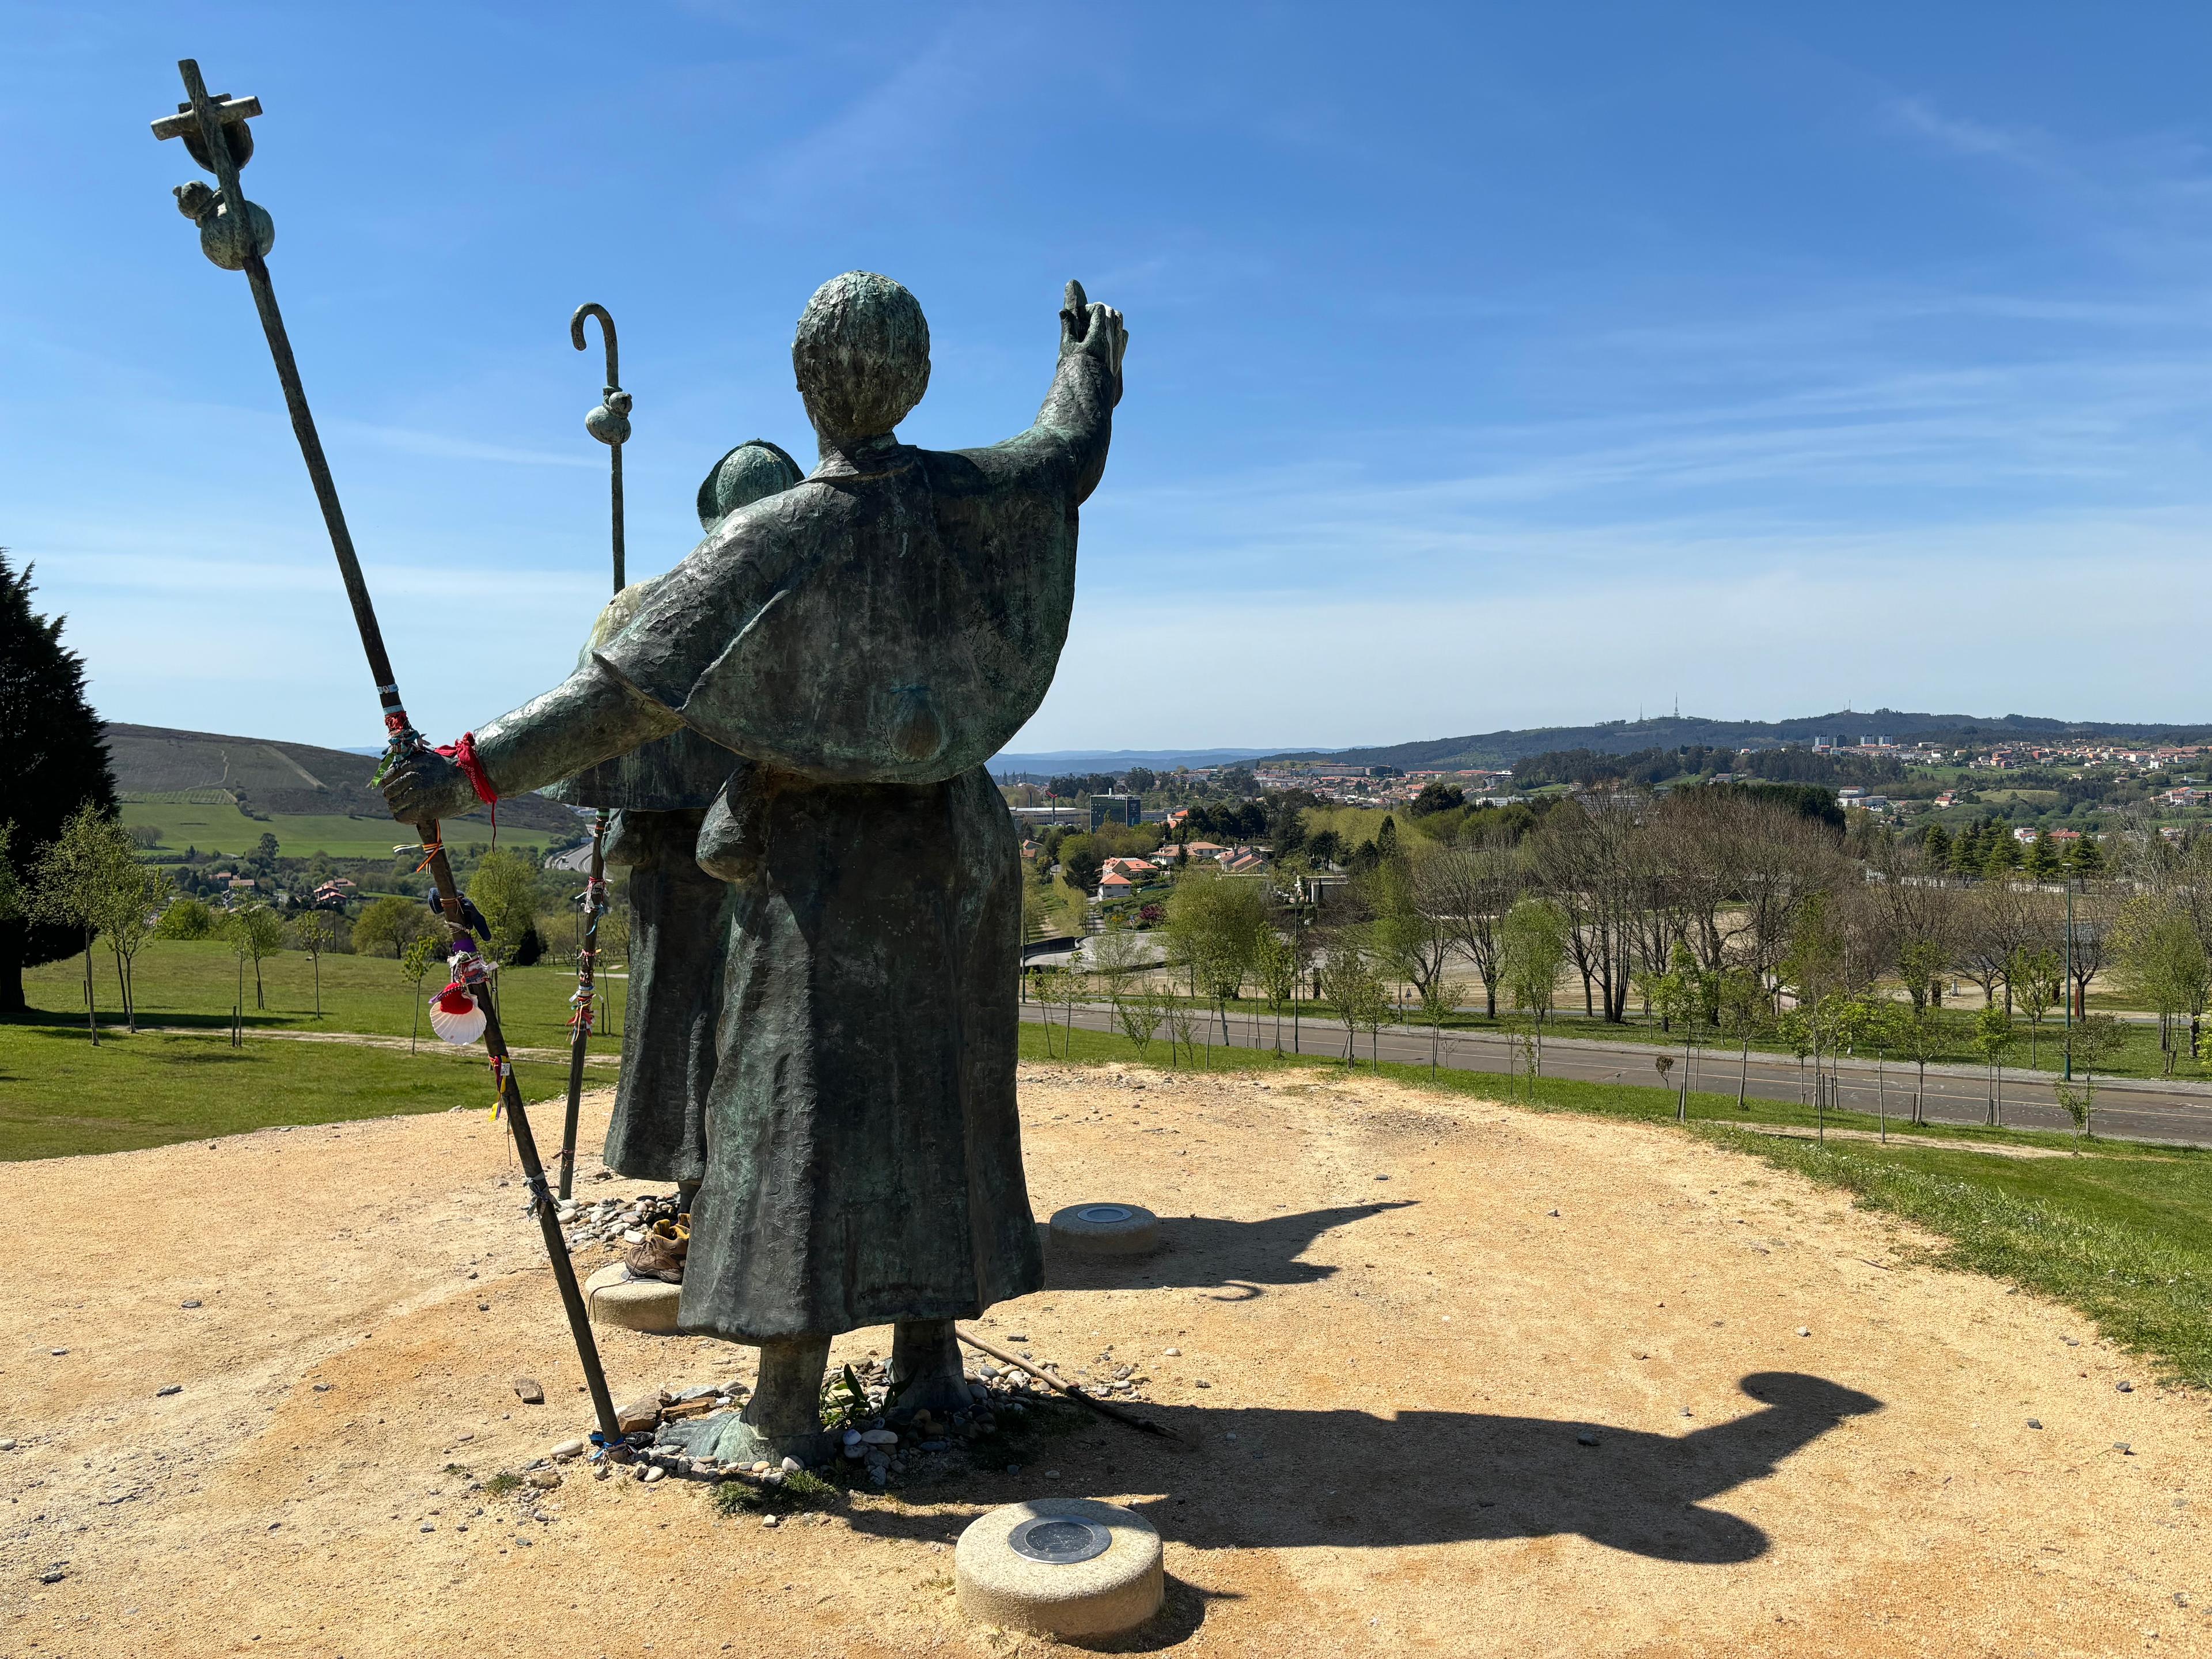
<box><xmin>289</xmin><ymin>909</ymin><xmax>339</xmax><ymax>1021</ymax></box>
<box><xmin>1089</xmin><ymin>925</ymin><xmax>1151</xmax><ymax>1029</ymax></box>
<box><xmin>223</xmin><ymin>904</ymin><xmax>286</xmax><ymax>1013</ymax></box>
<box><xmin>1993</xmin><ymin>880</ymin><xmax>2059</xmax><ymax>1014</ymax></box>
<box><xmin>1368</xmin><ymin>846</ymin><xmax>1453</xmax><ymax>1007</ymax></box>
<box><xmin>1528</xmin><ymin>797</ymin><xmax>1640</xmax><ymax>1022</ymax></box>
<box><xmin>1499</xmin><ymin>896</ymin><xmax>1571</xmax><ymax>1084</ymax></box>
<box><xmin>1952</xmin><ymin>883</ymin><xmax>2014</xmax><ymax>1011</ymax></box>
<box><xmin>1862</xmin><ymin>834</ymin><xmax>1961</xmax><ymax>1005</ymax></box>
<box><xmin>2062</xmin><ymin>882</ymin><xmax>2118</xmax><ymax>1020</ymax></box>
<box><xmin>2009</xmin><ymin>944</ymin><xmax>2062</xmax><ymax>1069</ymax></box>
<box><xmin>1425</xmin><ymin>837</ymin><xmax>1521</xmax><ymax>1018</ymax></box>
<box><xmin>30</xmin><ymin>804</ymin><xmax>142</xmax><ymax>1045</ymax></box>
<box><xmin>93</xmin><ymin>838</ymin><xmax>166</xmax><ymax>1033</ymax></box>
<box><xmin>1658</xmin><ymin>788</ymin><xmax>1756</xmax><ymax>994</ymax></box>
<box><xmin>1252</xmin><ymin>924</ymin><xmax>1298</xmax><ymax>1053</ymax></box>
<box><xmin>1316</xmin><ymin>940</ymin><xmax>1385</xmax><ymax>1068</ymax></box>
<box><xmin>1730</xmin><ymin>801</ymin><xmax>1847</xmax><ymax>1005</ymax></box>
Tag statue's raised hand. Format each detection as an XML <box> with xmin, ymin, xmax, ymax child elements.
<box><xmin>1059</xmin><ymin>279</ymin><xmax>1127</xmax><ymax>405</ymax></box>
<box><xmin>380</xmin><ymin>747</ymin><xmax>478</xmax><ymax>826</ymax></box>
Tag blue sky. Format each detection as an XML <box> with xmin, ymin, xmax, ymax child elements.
<box><xmin>8</xmin><ymin>3</ymin><xmax>2212</xmax><ymax>754</ymax></box>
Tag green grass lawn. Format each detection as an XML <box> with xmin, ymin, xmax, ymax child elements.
<box><xmin>0</xmin><ymin>1021</ymin><xmax>568</xmax><ymax>1161</ymax></box>
<box><xmin>120</xmin><ymin>799</ymin><xmax>555</xmax><ymax>858</ymax></box>
<box><xmin>1020</xmin><ymin>1017</ymin><xmax>2212</xmax><ymax>1390</ymax></box>
<box><xmin>1734</xmin><ymin>1129</ymin><xmax>2212</xmax><ymax>1385</ymax></box>
<box><xmin>10</xmin><ymin>936</ymin><xmax>620</xmax><ymax>1162</ymax></box>
<box><xmin>22</xmin><ymin>938</ymin><xmax>627</xmax><ymax>1054</ymax></box>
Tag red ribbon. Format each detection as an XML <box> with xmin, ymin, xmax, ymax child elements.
<box><xmin>435</xmin><ymin>732</ymin><xmax>498</xmax><ymax>806</ymax></box>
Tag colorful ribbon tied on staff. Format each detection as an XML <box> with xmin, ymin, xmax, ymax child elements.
<box><xmin>434</xmin><ymin>730</ymin><xmax>499</xmax><ymax>838</ymax></box>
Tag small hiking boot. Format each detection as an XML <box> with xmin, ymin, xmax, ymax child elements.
<box><xmin>626</xmin><ymin>1217</ymin><xmax>688</xmax><ymax>1283</ymax></box>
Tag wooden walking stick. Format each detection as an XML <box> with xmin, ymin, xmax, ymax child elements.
<box><xmin>555</xmin><ymin>304</ymin><xmax>628</xmax><ymax>1200</ymax></box>
<box><xmin>956</xmin><ymin>1328</ymin><xmax>1180</xmax><ymax>1440</ymax></box>
<box><xmin>151</xmin><ymin>59</ymin><xmax>626</xmax><ymax>1451</ymax></box>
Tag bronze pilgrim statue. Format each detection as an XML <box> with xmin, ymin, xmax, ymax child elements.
<box><xmin>382</xmin><ymin>272</ymin><xmax>1126</xmax><ymax>1458</ymax></box>
<box><xmin>547</xmin><ymin>438</ymin><xmax>806</xmax><ymax>1227</ymax></box>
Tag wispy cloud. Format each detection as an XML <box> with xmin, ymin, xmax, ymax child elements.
<box><xmin>1887</xmin><ymin>96</ymin><xmax>2047</xmax><ymax>168</ymax></box>
<box><xmin>1879</xmin><ymin>89</ymin><xmax>2212</xmax><ymax>272</ymax></box>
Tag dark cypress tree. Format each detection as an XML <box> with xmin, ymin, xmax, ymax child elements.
<box><xmin>1981</xmin><ymin>826</ymin><xmax>2023</xmax><ymax>878</ymax></box>
<box><xmin>2022</xmin><ymin>830</ymin><xmax>2062</xmax><ymax>881</ymax></box>
<box><xmin>1951</xmin><ymin>817</ymin><xmax>1991</xmax><ymax>877</ymax></box>
<box><xmin>2067</xmin><ymin>831</ymin><xmax>2104</xmax><ymax>877</ymax></box>
<box><xmin>0</xmin><ymin>553</ymin><xmax>116</xmax><ymax>1012</ymax></box>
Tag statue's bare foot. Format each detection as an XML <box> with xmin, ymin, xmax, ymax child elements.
<box><xmin>717</xmin><ymin>1334</ymin><xmax>832</xmax><ymax>1464</ymax></box>
<box><xmin>889</xmin><ymin>1319</ymin><xmax>975</xmax><ymax>1416</ymax></box>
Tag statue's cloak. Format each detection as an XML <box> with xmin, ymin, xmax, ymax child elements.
<box><xmin>597</xmin><ymin>805</ymin><xmax>725</xmax><ymax>1185</ymax></box>
<box><xmin>549</xmin><ymin>582</ymin><xmax>736</xmax><ymax>1184</ymax></box>
<box><xmin>592</xmin><ymin>433</ymin><xmax>1079</xmax><ymax>1339</ymax></box>
<box><xmin>548</xmin><ymin>580</ymin><xmax>739</xmax><ymax>812</ymax></box>
<box><xmin>593</xmin><ymin>437</ymin><xmax>1076</xmax><ymax>786</ymax></box>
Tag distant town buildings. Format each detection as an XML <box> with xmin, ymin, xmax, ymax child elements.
<box><xmin>1089</xmin><ymin>793</ymin><xmax>1142</xmax><ymax>830</ymax></box>
<box><xmin>1251</xmin><ymin>763</ymin><xmax>1510</xmax><ymax>806</ymax></box>
<box><xmin>1013</xmin><ymin>804</ymin><xmax>1088</xmax><ymax>829</ymax></box>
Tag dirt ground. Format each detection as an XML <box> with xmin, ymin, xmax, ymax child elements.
<box><xmin>4</xmin><ymin>1062</ymin><xmax>2210</xmax><ymax>1658</ymax></box>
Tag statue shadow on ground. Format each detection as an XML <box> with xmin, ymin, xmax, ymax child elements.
<box><xmin>838</xmin><ymin>1372</ymin><xmax>1878</xmax><ymax>1577</ymax></box>
<box><xmin>1127</xmin><ymin>1370</ymin><xmax>1882</xmax><ymax>1564</ymax></box>
<box><xmin>1043</xmin><ymin>1201</ymin><xmax>1417</xmax><ymax>1300</ymax></box>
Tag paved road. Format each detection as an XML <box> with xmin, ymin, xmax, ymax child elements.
<box><xmin>1020</xmin><ymin>1002</ymin><xmax>2212</xmax><ymax>1149</ymax></box>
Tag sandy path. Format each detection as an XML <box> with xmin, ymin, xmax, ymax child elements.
<box><xmin>2</xmin><ymin>1065</ymin><xmax>2207</xmax><ymax>1657</ymax></box>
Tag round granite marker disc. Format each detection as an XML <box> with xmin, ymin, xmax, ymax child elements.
<box><xmin>1047</xmin><ymin>1202</ymin><xmax>1162</xmax><ymax>1257</ymax></box>
<box><xmin>584</xmin><ymin>1262</ymin><xmax>683</xmax><ymax>1335</ymax></box>
<box><xmin>956</xmin><ymin>1499</ymin><xmax>1163</xmax><ymax>1636</ymax></box>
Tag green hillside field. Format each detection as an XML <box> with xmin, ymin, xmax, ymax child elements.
<box><xmin>121</xmin><ymin>798</ymin><xmax>559</xmax><ymax>859</ymax></box>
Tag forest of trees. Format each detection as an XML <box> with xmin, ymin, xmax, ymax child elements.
<box><xmin>1509</xmin><ymin>743</ymin><xmax>1907</xmax><ymax>790</ymax></box>
<box><xmin>1092</xmin><ymin>779</ymin><xmax>2206</xmax><ymax>1101</ymax></box>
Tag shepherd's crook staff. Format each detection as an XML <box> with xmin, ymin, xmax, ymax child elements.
<box><xmin>151</xmin><ymin>59</ymin><xmax>625</xmax><ymax>1452</ymax></box>
<box><xmin>555</xmin><ymin>304</ymin><xmax>629</xmax><ymax>1200</ymax></box>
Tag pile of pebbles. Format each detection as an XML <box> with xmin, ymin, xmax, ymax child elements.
<box><xmin>556</xmin><ymin>1190</ymin><xmax>682</xmax><ymax>1257</ymax></box>
<box><xmin>818</xmin><ymin>1355</ymin><xmax>1025</xmax><ymax>1488</ymax></box>
<box><xmin>987</xmin><ymin>1342</ymin><xmax>1153</xmax><ymax>1404</ymax></box>
<box><xmin>559</xmin><ymin>1345</ymin><xmax>1156</xmax><ymax>1496</ymax></box>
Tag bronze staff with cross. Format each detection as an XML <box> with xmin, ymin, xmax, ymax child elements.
<box><xmin>150</xmin><ymin>59</ymin><xmax>627</xmax><ymax>1454</ymax></box>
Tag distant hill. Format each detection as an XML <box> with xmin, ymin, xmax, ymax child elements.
<box><xmin>1255</xmin><ymin>710</ymin><xmax>2212</xmax><ymax>772</ymax></box>
<box><xmin>991</xmin><ymin>747</ymin><xmax>1280</xmax><ymax>778</ymax></box>
<box><xmin>103</xmin><ymin>724</ymin><xmax>581</xmax><ymax>834</ymax></box>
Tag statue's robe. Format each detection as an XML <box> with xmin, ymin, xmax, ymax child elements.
<box><xmin>592</xmin><ymin>416</ymin><xmax>1093</xmax><ymax>1342</ymax></box>
<box><xmin>547</xmin><ymin>442</ymin><xmax>804</xmax><ymax>1187</ymax></box>
<box><xmin>550</xmin><ymin>589</ymin><xmax>738</xmax><ymax>1187</ymax></box>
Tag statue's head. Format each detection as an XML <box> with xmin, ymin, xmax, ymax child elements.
<box><xmin>793</xmin><ymin>271</ymin><xmax>930</xmax><ymax>448</ymax></box>
<box><xmin>696</xmin><ymin>438</ymin><xmax>804</xmax><ymax>531</ymax></box>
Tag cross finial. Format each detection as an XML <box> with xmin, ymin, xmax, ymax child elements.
<box><xmin>149</xmin><ymin>60</ymin><xmax>260</xmax><ymax>183</ymax></box>
<box><xmin>149</xmin><ymin>91</ymin><xmax>260</xmax><ymax>146</ymax></box>
<box><xmin>148</xmin><ymin>62</ymin><xmax>255</xmax><ymax>161</ymax></box>
<box><xmin>152</xmin><ymin>60</ymin><xmax>273</xmax><ymax>268</ymax></box>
